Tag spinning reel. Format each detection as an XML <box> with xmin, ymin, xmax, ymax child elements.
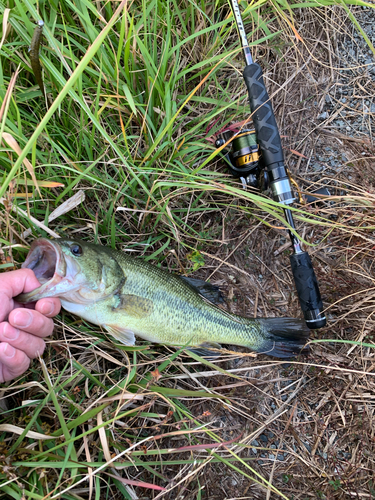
<box><xmin>215</xmin><ymin>129</ymin><xmax>267</xmax><ymax>189</ymax></box>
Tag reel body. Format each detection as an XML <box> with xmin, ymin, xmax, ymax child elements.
<box><xmin>215</xmin><ymin>129</ymin><xmax>268</xmax><ymax>189</ymax></box>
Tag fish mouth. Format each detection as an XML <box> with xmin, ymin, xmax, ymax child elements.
<box><xmin>23</xmin><ymin>238</ymin><xmax>64</xmax><ymax>282</ymax></box>
<box><xmin>17</xmin><ymin>238</ymin><xmax>68</xmax><ymax>302</ymax></box>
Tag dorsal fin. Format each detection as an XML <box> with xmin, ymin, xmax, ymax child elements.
<box><xmin>179</xmin><ymin>276</ymin><xmax>225</xmax><ymax>305</ymax></box>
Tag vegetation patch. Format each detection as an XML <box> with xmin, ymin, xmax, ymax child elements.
<box><xmin>0</xmin><ymin>0</ymin><xmax>375</xmax><ymax>498</ymax></box>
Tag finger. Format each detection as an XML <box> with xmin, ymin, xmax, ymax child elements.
<box><xmin>0</xmin><ymin>323</ymin><xmax>45</xmax><ymax>360</ymax></box>
<box><xmin>0</xmin><ymin>342</ymin><xmax>31</xmax><ymax>383</ymax></box>
<box><xmin>8</xmin><ymin>308</ymin><xmax>55</xmax><ymax>338</ymax></box>
<box><xmin>35</xmin><ymin>298</ymin><xmax>61</xmax><ymax>318</ymax></box>
<box><xmin>13</xmin><ymin>298</ymin><xmax>61</xmax><ymax>315</ymax></box>
<box><xmin>1</xmin><ymin>268</ymin><xmax>41</xmax><ymax>297</ymax></box>
<box><xmin>0</xmin><ymin>268</ymin><xmax>41</xmax><ymax>321</ymax></box>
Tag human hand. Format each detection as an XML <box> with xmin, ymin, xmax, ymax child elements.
<box><xmin>0</xmin><ymin>268</ymin><xmax>61</xmax><ymax>383</ymax></box>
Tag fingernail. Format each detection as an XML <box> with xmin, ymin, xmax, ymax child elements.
<box><xmin>12</xmin><ymin>310</ymin><xmax>32</xmax><ymax>328</ymax></box>
<box><xmin>40</xmin><ymin>301</ymin><xmax>54</xmax><ymax>316</ymax></box>
<box><xmin>4</xmin><ymin>343</ymin><xmax>16</xmax><ymax>359</ymax></box>
<box><xmin>3</xmin><ymin>323</ymin><xmax>20</xmax><ymax>341</ymax></box>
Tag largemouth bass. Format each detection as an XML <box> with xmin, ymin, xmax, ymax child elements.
<box><xmin>17</xmin><ymin>238</ymin><xmax>309</xmax><ymax>358</ymax></box>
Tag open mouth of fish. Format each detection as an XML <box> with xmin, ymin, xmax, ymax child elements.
<box><xmin>17</xmin><ymin>238</ymin><xmax>71</xmax><ymax>302</ymax></box>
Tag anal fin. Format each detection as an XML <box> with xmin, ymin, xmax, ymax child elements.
<box><xmin>187</xmin><ymin>341</ymin><xmax>222</xmax><ymax>359</ymax></box>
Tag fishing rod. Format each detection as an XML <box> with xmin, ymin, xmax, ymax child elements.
<box><xmin>223</xmin><ymin>0</ymin><xmax>326</xmax><ymax>330</ymax></box>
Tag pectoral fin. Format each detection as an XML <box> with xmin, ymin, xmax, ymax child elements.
<box><xmin>113</xmin><ymin>294</ymin><xmax>154</xmax><ymax>318</ymax></box>
<box><xmin>104</xmin><ymin>324</ymin><xmax>136</xmax><ymax>346</ymax></box>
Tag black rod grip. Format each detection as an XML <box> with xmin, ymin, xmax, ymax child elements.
<box><xmin>290</xmin><ymin>252</ymin><xmax>326</xmax><ymax>329</ymax></box>
<box><xmin>243</xmin><ymin>63</ymin><xmax>284</xmax><ymax>169</ymax></box>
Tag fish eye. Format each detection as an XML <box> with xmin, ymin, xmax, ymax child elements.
<box><xmin>70</xmin><ymin>244</ymin><xmax>83</xmax><ymax>256</ymax></box>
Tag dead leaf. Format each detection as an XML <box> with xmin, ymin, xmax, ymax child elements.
<box><xmin>21</xmin><ymin>190</ymin><xmax>85</xmax><ymax>238</ymax></box>
<box><xmin>290</xmin><ymin>24</ymin><xmax>303</xmax><ymax>42</ymax></box>
<box><xmin>2</xmin><ymin>132</ymin><xmax>41</xmax><ymax>197</ymax></box>
<box><xmin>290</xmin><ymin>149</ymin><xmax>307</xmax><ymax>158</ymax></box>
<box><xmin>97</xmin><ymin>410</ymin><xmax>114</xmax><ymax>467</ymax></box>
<box><xmin>0</xmin><ymin>423</ymin><xmax>54</xmax><ymax>440</ymax></box>
<box><xmin>0</xmin><ymin>8</ymin><xmax>11</xmax><ymax>52</ymax></box>
<box><xmin>150</xmin><ymin>368</ymin><xmax>162</xmax><ymax>382</ymax></box>
<box><xmin>0</xmin><ymin>67</ymin><xmax>20</xmax><ymax>124</ymax></box>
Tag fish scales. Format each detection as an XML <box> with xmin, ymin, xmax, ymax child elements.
<box><xmin>16</xmin><ymin>238</ymin><xmax>310</xmax><ymax>358</ymax></box>
<box><xmin>68</xmin><ymin>248</ymin><xmax>261</xmax><ymax>347</ymax></box>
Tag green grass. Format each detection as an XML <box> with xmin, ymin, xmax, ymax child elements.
<box><xmin>0</xmin><ymin>0</ymin><xmax>371</xmax><ymax>254</ymax></box>
<box><xmin>1</xmin><ymin>0</ymin><xmax>375</xmax><ymax>498</ymax></box>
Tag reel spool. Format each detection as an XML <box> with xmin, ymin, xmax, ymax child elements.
<box><xmin>215</xmin><ymin>129</ymin><xmax>267</xmax><ymax>189</ymax></box>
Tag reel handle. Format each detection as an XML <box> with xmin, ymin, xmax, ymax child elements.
<box><xmin>290</xmin><ymin>252</ymin><xmax>326</xmax><ymax>329</ymax></box>
<box><xmin>243</xmin><ymin>64</ymin><xmax>294</xmax><ymax>204</ymax></box>
<box><xmin>243</xmin><ymin>63</ymin><xmax>283</xmax><ymax>167</ymax></box>
<box><xmin>243</xmin><ymin>62</ymin><xmax>326</xmax><ymax>329</ymax></box>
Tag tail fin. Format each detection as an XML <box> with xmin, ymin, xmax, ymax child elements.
<box><xmin>258</xmin><ymin>318</ymin><xmax>310</xmax><ymax>358</ymax></box>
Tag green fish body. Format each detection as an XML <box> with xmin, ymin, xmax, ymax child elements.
<box><xmin>17</xmin><ymin>238</ymin><xmax>309</xmax><ymax>358</ymax></box>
